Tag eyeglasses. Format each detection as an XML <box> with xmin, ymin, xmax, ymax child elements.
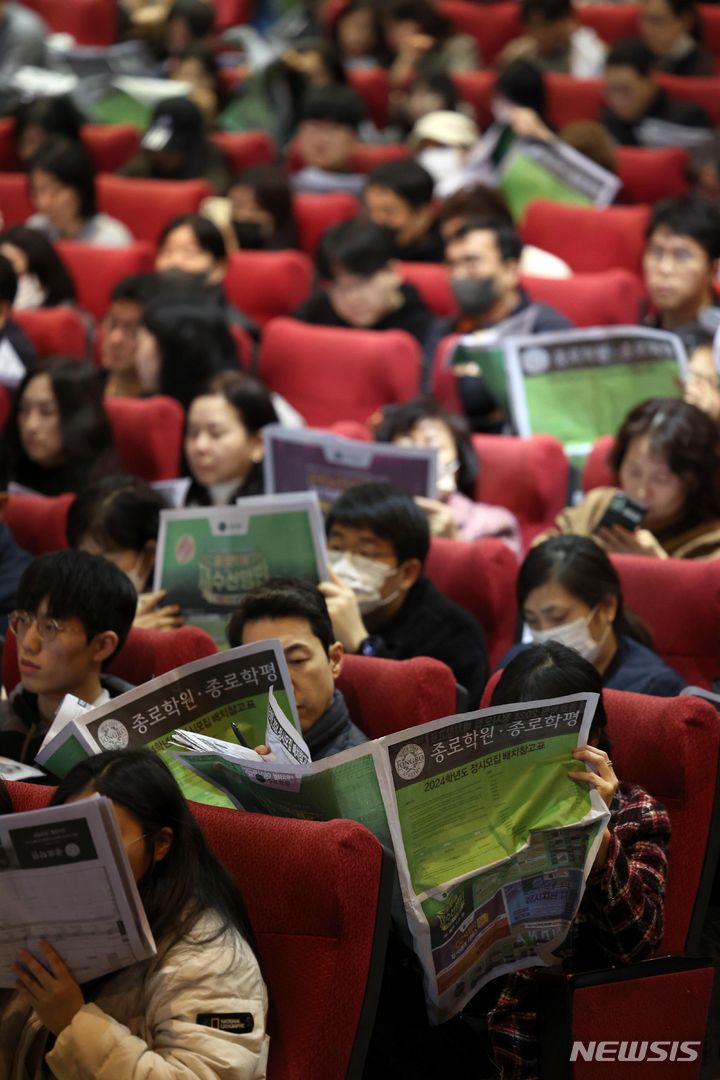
<box><xmin>645</xmin><ymin>243</ymin><xmax>704</xmax><ymax>268</ymax></box>
<box><xmin>9</xmin><ymin>610</ymin><xmax>84</xmax><ymax>644</ymax></box>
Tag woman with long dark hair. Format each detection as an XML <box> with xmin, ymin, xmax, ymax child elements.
<box><xmin>2</xmin><ymin>750</ymin><xmax>269</xmax><ymax>1077</ymax></box>
<box><xmin>0</xmin><ymin>225</ymin><xmax>76</xmax><ymax>309</ymax></box>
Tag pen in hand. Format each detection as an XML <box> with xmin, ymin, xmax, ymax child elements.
<box><xmin>231</xmin><ymin>722</ymin><xmax>250</xmax><ymax>749</ymax></box>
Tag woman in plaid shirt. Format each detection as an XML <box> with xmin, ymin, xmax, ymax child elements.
<box><xmin>486</xmin><ymin>642</ymin><xmax>671</xmax><ymax>1079</ymax></box>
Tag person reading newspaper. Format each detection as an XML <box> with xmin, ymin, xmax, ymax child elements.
<box><xmin>321</xmin><ymin>482</ymin><xmax>488</xmax><ymax>708</ymax></box>
<box><xmin>228</xmin><ymin>577</ymin><xmax>367</xmax><ymax>760</ymax></box>
<box><xmin>0</xmin><ymin>551</ymin><xmax>137</xmax><ymax>768</ymax></box>
<box><xmin>0</xmin><ymin>749</ymin><xmax>269</xmax><ymax>1079</ymax></box>
<box><xmin>474</xmin><ymin>642</ymin><xmax>671</xmax><ymax>1079</ymax></box>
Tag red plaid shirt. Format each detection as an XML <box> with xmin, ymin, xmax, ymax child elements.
<box><xmin>488</xmin><ymin>783</ymin><xmax>671</xmax><ymax>1079</ymax></box>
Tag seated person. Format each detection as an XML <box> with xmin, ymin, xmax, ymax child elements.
<box><xmin>0</xmin><ymin>490</ymin><xmax>31</xmax><ymax>636</ymax></box>
<box><xmin>67</xmin><ymin>474</ymin><xmax>182</xmax><ymax>631</ymax></box>
<box><xmin>364</xmin><ymin>159</ymin><xmax>444</xmax><ymax>263</ymax></box>
<box><xmin>0</xmin><ymin>550</ymin><xmax>137</xmax><ymax>765</ymax></box>
<box><xmin>183</xmin><ymin>372</ymin><xmax>278</xmax><ymax>506</ymax></box>
<box><xmin>0</xmin><ymin>253</ymin><xmax>37</xmax><ymax>385</ymax></box>
<box><xmin>638</xmin><ymin>0</ymin><xmax>715</xmax><ymax>77</ymax></box>
<box><xmin>684</xmin><ymin>331</ymin><xmax>720</xmax><ymax>421</ymax></box>
<box><xmin>12</xmin><ymin>95</ymin><xmax>83</xmax><ymax>167</ymax></box>
<box><xmin>163</xmin><ymin>0</ymin><xmax>215</xmax><ymax>64</ymax></box>
<box><xmin>687</xmin><ymin>134</ymin><xmax>720</xmax><ymax>201</ymax></box>
<box><xmin>600</xmin><ymin>38</ymin><xmax>712</xmax><ymax>147</ymax></box>
<box><xmin>226</xmin><ymin>165</ymin><xmax>300</xmax><ymax>251</ymax></box>
<box><xmin>100</xmin><ymin>273</ymin><xmax>158</xmax><ymax>398</ymax></box>
<box><xmin>0</xmin><ymin>358</ymin><xmax>118</xmax><ymax>496</ymax></box>
<box><xmin>26</xmin><ymin>137</ymin><xmax>133</xmax><ymax>247</ymax></box>
<box><xmin>383</xmin><ymin>0</ymin><xmax>479</xmax><ymax>89</ymax></box>
<box><xmin>373</xmin><ymin>395</ymin><xmax>522</xmax><ymax>554</ymax></box>
<box><xmin>484</xmin><ymin>642</ymin><xmax>670</xmax><ymax>1078</ymax></box>
<box><xmin>291</xmin><ymin>85</ymin><xmax>366</xmax><ymax>197</ymax></box>
<box><xmin>642</xmin><ymin>195</ymin><xmax>720</xmax><ymax>339</ymax></box>
<box><xmin>1</xmin><ymin>749</ymin><xmax>268</xmax><ymax>1077</ymax></box>
<box><xmin>545</xmin><ymin>397</ymin><xmax>720</xmax><ymax>559</ymax></box>
<box><xmin>329</xmin><ymin>0</ymin><xmax>388</xmax><ymax>71</ymax></box>
<box><xmin>322</xmin><ymin>481</ymin><xmax>488</xmax><ymax>707</ymax></box>
<box><xmin>172</xmin><ymin>43</ymin><xmax>226</xmax><ymax>127</ymax></box>
<box><xmin>295</xmin><ymin>217</ymin><xmax>435</xmax><ymax>351</ymax></box>
<box><xmin>503</xmin><ymin>535</ymin><xmax>687</xmax><ymax>695</ymax></box>
<box><xmin>410</xmin><ymin>109</ymin><xmax>479</xmax><ymax>192</ymax></box>
<box><xmin>119</xmin><ymin>97</ymin><xmax>231</xmax><ymax>195</ymax></box>
<box><xmin>388</xmin><ymin>72</ymin><xmax>463</xmax><ymax>138</ymax></box>
<box><xmin>500</xmin><ymin>0</ymin><xmax>606</xmax><ymax>77</ymax></box>
<box><xmin>0</xmin><ymin>225</ymin><xmax>77</xmax><ymax>310</ymax></box>
<box><xmin>443</xmin><ymin>215</ymin><xmax>572</xmax><ymax>432</ymax></box>
<box><xmin>228</xmin><ymin>577</ymin><xmax>367</xmax><ymax>759</ymax></box>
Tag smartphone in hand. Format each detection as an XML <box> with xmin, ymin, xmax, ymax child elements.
<box><xmin>594</xmin><ymin>492</ymin><xmax>647</xmax><ymax>533</ymax></box>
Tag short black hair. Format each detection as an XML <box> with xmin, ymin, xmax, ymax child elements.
<box><xmin>491</xmin><ymin>640</ymin><xmax>610</xmax><ymax>748</ymax></box>
<box><xmin>167</xmin><ymin>0</ymin><xmax>215</xmax><ymax>37</ymax></box>
<box><xmin>646</xmin><ymin>195</ymin><xmax>720</xmax><ymax>262</ymax></box>
<box><xmin>158</xmin><ymin>212</ymin><xmax>228</xmax><ymax>264</ymax></box>
<box><xmin>496</xmin><ymin>59</ymin><xmax>548</xmax><ymax>118</ymax></box>
<box><xmin>326</xmin><ymin>481</ymin><xmax>430</xmax><ymax>564</ymax></box>
<box><xmin>299</xmin><ymin>85</ymin><xmax>366</xmax><ymax>130</ymax></box>
<box><xmin>384</xmin><ymin>0</ymin><xmax>453</xmax><ymax>41</ymax></box>
<box><xmin>0</xmin><ymin>225</ymin><xmax>76</xmax><ymax>305</ymax></box>
<box><xmin>67</xmin><ymin>475</ymin><xmax>166</xmax><ymax>553</ymax></box>
<box><xmin>16</xmin><ymin>550</ymin><xmax>137</xmax><ymax>660</ymax></box>
<box><xmin>316</xmin><ymin>217</ymin><xmax>395</xmax><ymax>279</ymax></box>
<box><xmin>366</xmin><ymin>159</ymin><xmax>434</xmax><ymax>209</ymax></box>
<box><xmin>521</xmin><ymin>0</ymin><xmax>572</xmax><ymax>22</ymax></box>
<box><xmin>193</xmin><ymin>370</ymin><xmax>278</xmax><ymax>433</ymax></box>
<box><xmin>446</xmin><ymin>214</ymin><xmax>523</xmax><ymax>261</ymax></box>
<box><xmin>27</xmin><ymin>136</ymin><xmax>97</xmax><ymax>220</ymax></box>
<box><xmin>14</xmin><ymin>95</ymin><xmax>83</xmax><ymax>150</ymax></box>
<box><xmin>0</xmin><ymin>253</ymin><xmax>17</xmax><ymax>305</ymax></box>
<box><xmin>231</xmin><ymin>165</ymin><xmax>296</xmax><ymax>239</ymax></box>
<box><xmin>227</xmin><ymin>577</ymin><xmax>334</xmax><ymax>653</ymax></box>
<box><xmin>606</xmin><ymin>37</ymin><xmax>656</xmax><ymax>76</ymax></box>
<box><xmin>109</xmin><ymin>272</ymin><xmax>160</xmax><ymax>306</ymax></box>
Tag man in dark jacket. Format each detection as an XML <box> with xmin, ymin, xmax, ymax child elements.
<box><xmin>322</xmin><ymin>482</ymin><xmax>488</xmax><ymax>708</ymax></box>
<box><xmin>228</xmin><ymin>578</ymin><xmax>366</xmax><ymax>761</ymax></box>
<box><xmin>0</xmin><ymin>550</ymin><xmax>137</xmax><ymax>766</ymax></box>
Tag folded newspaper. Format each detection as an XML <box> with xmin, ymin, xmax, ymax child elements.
<box><xmin>0</xmin><ymin>796</ymin><xmax>155</xmax><ymax>987</ymax></box>
<box><xmin>172</xmin><ymin>691</ymin><xmax>610</xmax><ymax>1022</ymax></box>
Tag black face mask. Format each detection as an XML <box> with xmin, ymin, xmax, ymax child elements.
<box><xmin>158</xmin><ymin>268</ymin><xmax>209</xmax><ymax>291</ymax></box>
<box><xmin>233</xmin><ymin>220</ymin><xmax>265</xmax><ymax>250</ymax></box>
<box><xmin>450</xmin><ymin>275</ymin><xmax>499</xmax><ymax>317</ymax></box>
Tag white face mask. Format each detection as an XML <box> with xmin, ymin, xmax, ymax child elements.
<box><xmin>416</xmin><ymin>146</ymin><xmax>463</xmax><ymax>184</ymax></box>
<box><xmin>327</xmin><ymin>549</ymin><xmax>400</xmax><ymax>615</ymax></box>
<box><xmin>529</xmin><ymin>608</ymin><xmax>607</xmax><ymax>665</ymax></box>
<box><xmin>13</xmin><ymin>273</ymin><xmax>46</xmax><ymax>311</ymax></box>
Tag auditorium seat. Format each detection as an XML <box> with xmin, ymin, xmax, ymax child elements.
<box><xmin>337</xmin><ymin>654</ymin><xmax>458</xmax><ymax>737</ymax></box>
<box><xmin>545</xmin><ymin>74</ymin><xmax>604</xmax><ymax>127</ymax></box>
<box><xmin>0</xmin><ymin>173</ymin><xmax>32</xmax><ymax>227</ymax></box>
<box><xmin>23</xmin><ymin>0</ymin><xmax>118</xmax><ymax>44</ymax></box>
<box><xmin>213</xmin><ymin>0</ymin><xmax>253</xmax><ymax>30</ymax></box>
<box><xmin>81</xmin><ymin>124</ymin><xmax>141</xmax><ymax>172</ymax></box>
<box><xmin>347</xmin><ymin>67</ymin><xmax>392</xmax><ymax>130</ymax></box>
<box><xmin>657</xmin><ymin>73</ymin><xmax>720</xmax><ymax>125</ymax></box>
<box><xmin>453</xmin><ymin>70</ymin><xmax>494</xmax><ymax>127</ymax></box>
<box><xmin>56</xmin><ymin>241</ymin><xmax>154</xmax><ymax>321</ymax></box>
<box><xmin>699</xmin><ymin>3</ymin><xmax>720</xmax><ymax>57</ymax></box>
<box><xmin>286</xmin><ymin>140</ymin><xmax>409</xmax><ymax>174</ymax></box>
<box><xmin>104</xmin><ymin>395</ymin><xmax>185</xmax><ymax>482</ymax></box>
<box><xmin>293</xmin><ymin>192</ymin><xmax>360</xmax><ymax>256</ymax></box>
<box><xmin>616</xmin><ymin>145</ymin><xmax>690</xmax><ymax>204</ymax></box>
<box><xmin>13</xmin><ymin>308</ymin><xmax>88</xmax><ymax>360</ymax></box>
<box><xmin>576</xmin><ymin>3</ymin><xmax>640</xmax><ymax>42</ymax></box>
<box><xmin>224</xmin><ymin>250</ymin><xmax>314</xmax><ymax>326</ymax></box>
<box><xmin>581</xmin><ymin>434</ymin><xmax>616</xmax><ymax>492</ymax></box>
<box><xmin>96</xmin><ymin>176</ymin><xmax>213</xmax><ymax>244</ymax></box>
<box><xmin>520</xmin><ymin>200</ymin><xmax>651</xmax><ymax>275</ymax></box>
<box><xmin>4</xmin><ymin>492</ymin><xmax>74</xmax><ymax>555</ymax></box>
<box><xmin>211</xmin><ymin>130</ymin><xmax>276</xmax><ymax>174</ymax></box>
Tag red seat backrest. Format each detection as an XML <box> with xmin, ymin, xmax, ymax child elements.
<box><xmin>56</xmin><ymin>241</ymin><xmax>154</xmax><ymax>321</ymax></box>
<box><xmin>657</xmin><ymin>73</ymin><xmax>720</xmax><ymax>125</ymax></box>
<box><xmin>81</xmin><ymin>124</ymin><xmax>141</xmax><ymax>172</ymax></box>
<box><xmin>3</xmin><ymin>623</ymin><xmax>217</xmax><ymax>694</ymax></box>
<box><xmin>286</xmin><ymin>140</ymin><xmax>408</xmax><ymax>175</ymax></box>
<box><xmin>347</xmin><ymin>67</ymin><xmax>391</xmax><ymax>130</ymax></box>
<box><xmin>212</xmin><ymin>0</ymin><xmax>253</xmax><ymax>31</ymax></box>
<box><xmin>292</xmin><ymin>192</ymin><xmax>360</xmax><ymax>256</ymax></box>
<box><xmin>616</xmin><ymin>145</ymin><xmax>690</xmax><ymax>204</ymax></box>
<box><xmin>12</xmin><ymin>307</ymin><xmax>88</xmax><ymax>360</ymax></box>
<box><xmin>699</xmin><ymin>3</ymin><xmax>720</xmax><ymax>57</ymax></box>
<box><xmin>520</xmin><ymin>200</ymin><xmax>651</xmax><ymax>275</ymax></box>
<box><xmin>211</xmin><ymin>130</ymin><xmax>276</xmax><ymax>174</ymax></box>
<box><xmin>23</xmin><ymin>0</ymin><xmax>118</xmax><ymax>44</ymax></box>
<box><xmin>224</xmin><ymin>250</ymin><xmax>314</xmax><ymax>326</ymax></box>
<box><xmin>471</xmin><ymin>433</ymin><xmax>569</xmax><ymax>545</ymax></box>
<box><xmin>522</xmin><ymin>269</ymin><xmax>645</xmax><ymax>327</ymax></box>
<box><xmin>611</xmin><ymin>554</ymin><xmax>720</xmax><ymax>689</ymax></box>
<box><xmin>545</xmin><ymin>74</ymin><xmax>604</xmax><ymax>127</ymax></box>
<box><xmin>439</xmin><ymin>1</ymin><xmax>522</xmax><ymax>63</ymax></box>
<box><xmin>397</xmin><ymin>261</ymin><xmax>456</xmax><ymax>317</ymax></box>
<box><xmin>337</xmin><ymin>654</ymin><xmax>457</xmax><ymax>738</ymax></box>
<box><xmin>453</xmin><ymin>70</ymin><xmax>494</xmax><ymax>127</ymax></box>
<box><xmin>0</xmin><ymin>173</ymin><xmax>33</xmax><ymax>227</ymax></box>
<box><xmin>581</xmin><ymin>434</ymin><xmax>617</xmax><ymax>492</ymax></box>
<box><xmin>4</xmin><ymin>492</ymin><xmax>74</xmax><ymax>555</ymax></box>
<box><xmin>6</xmin><ymin>778</ymin><xmax>389</xmax><ymax>1080</ymax></box>
<box><xmin>425</xmin><ymin>537</ymin><xmax>518</xmax><ymax>669</ymax></box>
<box><xmin>576</xmin><ymin>3</ymin><xmax>640</xmax><ymax>42</ymax></box>
<box><xmin>96</xmin><ymin>176</ymin><xmax>213</xmax><ymax>244</ymax></box>
<box><xmin>0</xmin><ymin>117</ymin><xmax>20</xmax><ymax>170</ymax></box>
<box><xmin>258</xmin><ymin>317</ymin><xmax>421</xmax><ymax>427</ymax></box>
<box><xmin>104</xmin><ymin>395</ymin><xmax>185</xmax><ymax>482</ymax></box>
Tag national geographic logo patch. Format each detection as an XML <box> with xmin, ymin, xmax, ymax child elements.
<box><xmin>196</xmin><ymin>1013</ymin><xmax>255</xmax><ymax>1033</ymax></box>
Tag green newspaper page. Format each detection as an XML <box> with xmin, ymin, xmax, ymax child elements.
<box><xmin>500</xmin><ymin>138</ymin><xmax>620</xmax><ymax>222</ymax></box>
<box><xmin>153</xmin><ymin>493</ymin><xmax>328</xmax><ymax>647</ymax></box>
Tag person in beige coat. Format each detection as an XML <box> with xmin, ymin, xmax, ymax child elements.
<box><xmin>1</xmin><ymin>751</ymin><xmax>269</xmax><ymax>1080</ymax></box>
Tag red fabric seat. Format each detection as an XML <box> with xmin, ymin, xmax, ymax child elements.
<box><xmin>211</xmin><ymin>130</ymin><xmax>276</xmax><ymax>174</ymax></box>
<box><xmin>581</xmin><ymin>434</ymin><xmax>616</xmax><ymax>492</ymax></box>
<box><xmin>439</xmin><ymin>1</ymin><xmax>522</xmax><ymax>64</ymax></box>
<box><xmin>397</xmin><ymin>262</ymin><xmax>456</xmax><ymax>317</ymax></box>
<box><xmin>81</xmin><ymin>124</ymin><xmax>141</xmax><ymax>172</ymax></box>
<box><xmin>576</xmin><ymin>3</ymin><xmax>640</xmax><ymax>43</ymax></box>
<box><xmin>520</xmin><ymin>200</ymin><xmax>651</xmax><ymax>275</ymax></box>
<box><xmin>699</xmin><ymin>3</ymin><xmax>720</xmax><ymax>57</ymax></box>
<box><xmin>471</xmin><ymin>433</ymin><xmax>570</xmax><ymax>547</ymax></box>
<box><xmin>292</xmin><ymin>192</ymin><xmax>360</xmax><ymax>256</ymax></box>
<box><xmin>522</xmin><ymin>269</ymin><xmax>646</xmax><ymax>326</ymax></box>
<box><xmin>657</xmin><ymin>73</ymin><xmax>720</xmax><ymax>124</ymax></box>
<box><xmin>616</xmin><ymin>145</ymin><xmax>690</xmax><ymax>203</ymax></box>
<box><xmin>286</xmin><ymin>140</ymin><xmax>408</xmax><ymax>175</ymax></box>
<box><xmin>0</xmin><ymin>173</ymin><xmax>32</xmax><ymax>227</ymax></box>
<box><xmin>545</xmin><ymin>74</ymin><xmax>604</xmax><ymax>127</ymax></box>
<box><xmin>453</xmin><ymin>70</ymin><xmax>494</xmax><ymax>127</ymax></box>
<box><xmin>224</xmin><ymin>251</ymin><xmax>314</xmax><ymax>326</ymax></box>
<box><xmin>4</xmin><ymin>492</ymin><xmax>74</xmax><ymax>555</ymax></box>
<box><xmin>337</xmin><ymin>654</ymin><xmax>458</xmax><ymax>738</ymax></box>
<box><xmin>56</xmin><ymin>241</ymin><xmax>153</xmax><ymax>321</ymax></box>
<box><xmin>425</xmin><ymin>537</ymin><xmax>518</xmax><ymax>669</ymax></box>
<box><xmin>0</xmin><ymin>117</ymin><xmax>19</xmax><ymax>170</ymax></box>
<box><xmin>104</xmin><ymin>395</ymin><xmax>185</xmax><ymax>482</ymax></box>
<box><xmin>212</xmin><ymin>0</ymin><xmax>253</xmax><ymax>31</ymax></box>
<box><xmin>96</xmin><ymin>176</ymin><xmax>213</xmax><ymax>244</ymax></box>
<box><xmin>23</xmin><ymin>0</ymin><xmax>118</xmax><ymax>44</ymax></box>
<box><xmin>7</xmin><ymin>781</ymin><xmax>392</xmax><ymax>1080</ymax></box>
<box><xmin>13</xmin><ymin>308</ymin><xmax>88</xmax><ymax>360</ymax></box>
<box><xmin>258</xmin><ymin>317</ymin><xmax>421</xmax><ymax>427</ymax></box>
<box><xmin>347</xmin><ymin>67</ymin><xmax>392</xmax><ymax>130</ymax></box>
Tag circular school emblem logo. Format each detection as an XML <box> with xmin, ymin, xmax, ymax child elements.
<box><xmin>65</xmin><ymin>843</ymin><xmax>81</xmax><ymax>858</ymax></box>
<box><xmin>394</xmin><ymin>743</ymin><xmax>425</xmax><ymax>781</ymax></box>
<box><xmin>522</xmin><ymin>347</ymin><xmax>551</xmax><ymax>375</ymax></box>
<box><xmin>175</xmin><ymin>534</ymin><xmax>196</xmax><ymax>564</ymax></box>
<box><xmin>97</xmin><ymin>718</ymin><xmax>129</xmax><ymax>750</ymax></box>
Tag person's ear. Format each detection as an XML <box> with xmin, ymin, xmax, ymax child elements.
<box><xmin>0</xmin><ymin>298</ymin><xmax>10</xmax><ymax>328</ymax></box>
<box><xmin>329</xmin><ymin>640</ymin><xmax>344</xmax><ymax>678</ymax></box>
<box><xmin>153</xmin><ymin>826</ymin><xmax>173</xmax><ymax>864</ymax></box>
<box><xmin>207</xmin><ymin>259</ymin><xmax>225</xmax><ymax>286</ymax></box>
<box><xmin>502</xmin><ymin>257</ymin><xmax>520</xmax><ymax>291</ymax></box>
<box><xmin>396</xmin><ymin>557</ymin><xmax>422</xmax><ymax>592</ymax></box>
<box><xmin>249</xmin><ymin>432</ymin><xmax>264</xmax><ymax>464</ymax></box>
<box><xmin>597</xmin><ymin>594</ymin><xmax>618</xmax><ymax>627</ymax></box>
<box><xmin>91</xmin><ymin>630</ymin><xmax>119</xmax><ymax>665</ymax></box>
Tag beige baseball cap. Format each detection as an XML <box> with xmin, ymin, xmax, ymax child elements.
<box><xmin>409</xmin><ymin>110</ymin><xmax>479</xmax><ymax>149</ymax></box>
